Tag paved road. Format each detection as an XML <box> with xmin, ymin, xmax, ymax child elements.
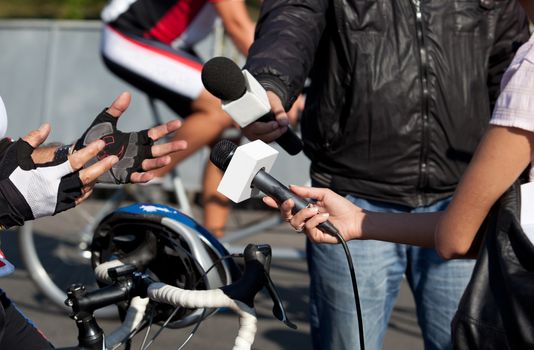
<box><xmin>0</xmin><ymin>201</ymin><xmax>424</xmax><ymax>350</ymax></box>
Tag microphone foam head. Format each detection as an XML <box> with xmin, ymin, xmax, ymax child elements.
<box><xmin>201</xmin><ymin>57</ymin><xmax>246</xmax><ymax>101</ymax></box>
<box><xmin>210</xmin><ymin>139</ymin><xmax>238</xmax><ymax>171</ymax></box>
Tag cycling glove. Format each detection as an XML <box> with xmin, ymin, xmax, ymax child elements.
<box><xmin>74</xmin><ymin>109</ymin><xmax>154</xmax><ymax>184</ymax></box>
<box><xmin>0</xmin><ymin>139</ymin><xmax>82</xmax><ymax>228</ymax></box>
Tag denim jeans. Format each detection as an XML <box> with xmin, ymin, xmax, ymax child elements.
<box><xmin>307</xmin><ymin>195</ymin><xmax>475</xmax><ymax>350</ymax></box>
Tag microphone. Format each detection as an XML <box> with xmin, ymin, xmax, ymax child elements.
<box><xmin>211</xmin><ymin>139</ymin><xmax>338</xmax><ymax>236</ymax></box>
<box><xmin>201</xmin><ymin>57</ymin><xmax>303</xmax><ymax>156</ymax></box>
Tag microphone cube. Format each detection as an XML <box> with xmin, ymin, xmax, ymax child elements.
<box><xmin>221</xmin><ymin>70</ymin><xmax>271</xmax><ymax>127</ymax></box>
<box><xmin>217</xmin><ymin>140</ymin><xmax>278</xmax><ymax>203</ymax></box>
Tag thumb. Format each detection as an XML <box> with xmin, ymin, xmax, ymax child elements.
<box><xmin>266</xmin><ymin>91</ymin><xmax>289</xmax><ymax>127</ymax></box>
<box><xmin>106</xmin><ymin>91</ymin><xmax>131</xmax><ymax>118</ymax></box>
<box><xmin>22</xmin><ymin>123</ymin><xmax>51</xmax><ymax>149</ymax></box>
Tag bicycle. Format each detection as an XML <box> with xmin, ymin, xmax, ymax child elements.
<box><xmin>52</xmin><ymin>202</ymin><xmax>296</xmax><ymax>350</ymax></box>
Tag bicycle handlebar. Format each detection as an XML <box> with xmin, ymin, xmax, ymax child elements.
<box><xmin>62</xmin><ymin>244</ymin><xmax>295</xmax><ymax>350</ymax></box>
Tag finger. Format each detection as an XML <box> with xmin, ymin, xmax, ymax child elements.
<box><xmin>266</xmin><ymin>91</ymin><xmax>289</xmax><ymax>127</ymax></box>
<box><xmin>307</xmin><ymin>214</ymin><xmax>339</xmax><ymax>244</ymax></box>
<box><xmin>262</xmin><ymin>196</ymin><xmax>279</xmax><ymax>209</ymax></box>
<box><xmin>289</xmin><ymin>184</ymin><xmax>326</xmax><ymax>201</ymax></box>
<box><xmin>68</xmin><ymin>139</ymin><xmax>106</xmax><ymax>171</ymax></box>
<box><xmin>245</xmin><ymin>120</ymin><xmax>282</xmax><ymax>134</ymax></box>
<box><xmin>289</xmin><ymin>205</ymin><xmax>319</xmax><ymax>227</ymax></box>
<box><xmin>78</xmin><ymin>155</ymin><xmax>119</xmax><ymax>185</ymax></box>
<box><xmin>75</xmin><ymin>189</ymin><xmax>93</xmax><ymax>206</ymax></box>
<box><xmin>149</xmin><ymin>140</ymin><xmax>188</xmax><ymax>158</ymax></box>
<box><xmin>147</xmin><ymin>119</ymin><xmax>182</xmax><ymax>141</ymax></box>
<box><xmin>304</xmin><ymin>212</ymin><xmax>330</xmax><ymax>232</ymax></box>
<box><xmin>244</xmin><ymin>122</ymin><xmax>288</xmax><ymax>143</ymax></box>
<box><xmin>106</xmin><ymin>91</ymin><xmax>131</xmax><ymax>118</ymax></box>
<box><xmin>280</xmin><ymin>199</ymin><xmax>296</xmax><ymax>221</ymax></box>
<box><xmin>129</xmin><ymin>171</ymin><xmax>155</xmax><ymax>183</ymax></box>
<box><xmin>22</xmin><ymin>123</ymin><xmax>51</xmax><ymax>149</ymax></box>
<box><xmin>140</xmin><ymin>156</ymin><xmax>171</xmax><ymax>172</ymax></box>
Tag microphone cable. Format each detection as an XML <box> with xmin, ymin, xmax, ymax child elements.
<box><xmin>327</xmin><ymin>226</ymin><xmax>365</xmax><ymax>350</ymax></box>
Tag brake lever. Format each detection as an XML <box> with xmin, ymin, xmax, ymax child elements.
<box><xmin>221</xmin><ymin>244</ymin><xmax>297</xmax><ymax>329</ymax></box>
<box><xmin>252</xmin><ymin>245</ymin><xmax>297</xmax><ymax>329</ymax></box>
<box><xmin>263</xmin><ymin>269</ymin><xmax>297</xmax><ymax>329</ymax></box>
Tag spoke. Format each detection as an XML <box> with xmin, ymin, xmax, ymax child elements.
<box><xmin>139</xmin><ymin>308</ymin><xmax>156</xmax><ymax>350</ymax></box>
<box><xmin>142</xmin><ymin>307</ymin><xmax>181</xmax><ymax>350</ymax></box>
<box><xmin>176</xmin><ymin>309</ymin><xmax>208</xmax><ymax>350</ymax></box>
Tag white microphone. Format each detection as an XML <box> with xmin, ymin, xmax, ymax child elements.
<box><xmin>211</xmin><ymin>139</ymin><xmax>339</xmax><ymax>236</ymax></box>
<box><xmin>213</xmin><ymin>139</ymin><xmax>279</xmax><ymax>203</ymax></box>
<box><xmin>201</xmin><ymin>57</ymin><xmax>303</xmax><ymax>155</ymax></box>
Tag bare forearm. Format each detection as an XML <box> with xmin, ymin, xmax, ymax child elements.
<box><xmin>214</xmin><ymin>0</ymin><xmax>255</xmax><ymax>56</ymax></box>
<box><xmin>360</xmin><ymin>211</ymin><xmax>442</xmax><ymax>248</ymax></box>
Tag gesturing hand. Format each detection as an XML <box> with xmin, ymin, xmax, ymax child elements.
<box><xmin>0</xmin><ymin>123</ymin><xmax>118</xmax><ymax>228</ymax></box>
<box><xmin>74</xmin><ymin>92</ymin><xmax>186</xmax><ymax>184</ymax></box>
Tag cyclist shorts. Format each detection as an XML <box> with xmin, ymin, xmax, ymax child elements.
<box><xmin>101</xmin><ymin>24</ymin><xmax>204</xmax><ymax>117</ymax></box>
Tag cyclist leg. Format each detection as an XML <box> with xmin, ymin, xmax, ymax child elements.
<box><xmin>200</xmin><ymin>130</ymin><xmax>241</xmax><ymax>237</ymax></box>
<box><xmin>202</xmin><ymin>160</ymin><xmax>231</xmax><ymax>238</ymax></box>
<box><xmin>101</xmin><ymin>25</ymin><xmax>235</xmax><ymax>231</ymax></box>
<box><xmin>0</xmin><ymin>290</ymin><xmax>53</xmax><ymax>349</ymax></box>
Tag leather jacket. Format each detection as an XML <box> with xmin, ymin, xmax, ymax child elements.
<box><xmin>245</xmin><ymin>0</ymin><xmax>530</xmax><ymax>207</ymax></box>
<box><xmin>452</xmin><ymin>181</ymin><xmax>534</xmax><ymax>349</ymax></box>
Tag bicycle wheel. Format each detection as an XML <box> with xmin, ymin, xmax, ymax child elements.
<box><xmin>18</xmin><ymin>187</ymin><xmax>127</xmax><ymax>316</ymax></box>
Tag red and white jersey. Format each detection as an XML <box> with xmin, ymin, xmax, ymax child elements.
<box><xmin>101</xmin><ymin>0</ymin><xmax>220</xmax><ymax>49</ymax></box>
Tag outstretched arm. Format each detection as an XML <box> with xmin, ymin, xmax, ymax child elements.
<box><xmin>263</xmin><ymin>185</ymin><xmax>442</xmax><ymax>247</ymax></box>
<box><xmin>265</xmin><ymin>126</ymin><xmax>533</xmax><ymax>259</ymax></box>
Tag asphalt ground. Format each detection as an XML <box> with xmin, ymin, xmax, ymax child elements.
<box><xmin>0</xmin><ymin>195</ymin><xmax>424</xmax><ymax>350</ymax></box>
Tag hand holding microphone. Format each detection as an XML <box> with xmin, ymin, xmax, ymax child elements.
<box><xmin>210</xmin><ymin>139</ymin><xmax>341</xmax><ymax>239</ymax></box>
<box><xmin>201</xmin><ymin>57</ymin><xmax>303</xmax><ymax>155</ymax></box>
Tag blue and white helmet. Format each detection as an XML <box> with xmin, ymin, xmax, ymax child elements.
<box><xmin>91</xmin><ymin>203</ymin><xmax>240</xmax><ymax>328</ymax></box>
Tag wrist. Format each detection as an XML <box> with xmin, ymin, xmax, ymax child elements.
<box><xmin>352</xmin><ymin>210</ymin><xmax>368</xmax><ymax>241</ymax></box>
<box><xmin>53</xmin><ymin>143</ymin><xmax>74</xmax><ymax>163</ymax></box>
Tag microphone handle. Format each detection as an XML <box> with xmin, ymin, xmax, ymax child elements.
<box><xmin>252</xmin><ymin>169</ymin><xmax>338</xmax><ymax>236</ymax></box>
<box><xmin>258</xmin><ymin>113</ymin><xmax>303</xmax><ymax>156</ymax></box>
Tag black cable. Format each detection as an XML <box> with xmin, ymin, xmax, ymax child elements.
<box><xmin>330</xmin><ymin>229</ymin><xmax>365</xmax><ymax>350</ymax></box>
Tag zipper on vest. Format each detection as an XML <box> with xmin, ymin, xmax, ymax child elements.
<box><xmin>411</xmin><ymin>0</ymin><xmax>431</xmax><ymax>206</ymax></box>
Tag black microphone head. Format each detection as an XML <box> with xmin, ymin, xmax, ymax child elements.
<box><xmin>201</xmin><ymin>57</ymin><xmax>246</xmax><ymax>101</ymax></box>
<box><xmin>210</xmin><ymin>139</ymin><xmax>238</xmax><ymax>171</ymax></box>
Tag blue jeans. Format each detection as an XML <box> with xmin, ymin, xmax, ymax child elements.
<box><xmin>307</xmin><ymin>195</ymin><xmax>475</xmax><ymax>350</ymax></box>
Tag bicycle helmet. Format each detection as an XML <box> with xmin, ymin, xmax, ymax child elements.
<box><xmin>91</xmin><ymin>203</ymin><xmax>240</xmax><ymax>328</ymax></box>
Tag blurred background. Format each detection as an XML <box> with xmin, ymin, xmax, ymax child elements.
<box><xmin>0</xmin><ymin>0</ymin><xmax>261</xmax><ymax>19</ymax></box>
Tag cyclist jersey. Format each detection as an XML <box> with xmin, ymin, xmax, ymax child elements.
<box><xmin>101</xmin><ymin>0</ymin><xmax>219</xmax><ymax>49</ymax></box>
